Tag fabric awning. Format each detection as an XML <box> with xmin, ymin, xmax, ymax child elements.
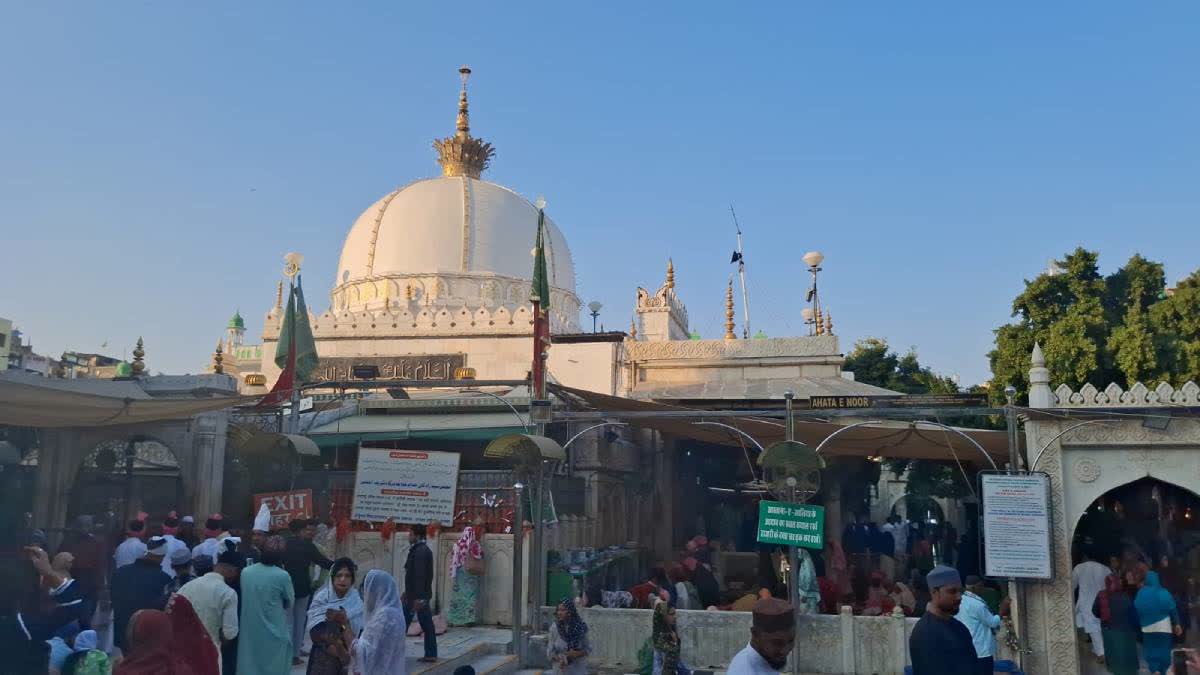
<box><xmin>228</xmin><ymin>424</ymin><xmax>322</xmax><ymax>457</ymax></box>
<box><xmin>0</xmin><ymin>376</ymin><xmax>255</xmax><ymax>428</ymax></box>
<box><xmin>555</xmin><ymin>386</ymin><xmax>1015</xmax><ymax>466</ymax></box>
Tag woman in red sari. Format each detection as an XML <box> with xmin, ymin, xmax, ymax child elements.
<box><xmin>115</xmin><ymin>609</ymin><xmax>195</xmax><ymax>675</ymax></box>
<box><xmin>166</xmin><ymin>594</ymin><xmax>219</xmax><ymax>675</ymax></box>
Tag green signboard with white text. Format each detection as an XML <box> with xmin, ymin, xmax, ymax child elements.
<box><xmin>756</xmin><ymin>500</ymin><xmax>825</xmax><ymax>549</ymax></box>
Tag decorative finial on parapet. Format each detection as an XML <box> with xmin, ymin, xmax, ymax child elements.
<box><xmin>815</xmin><ymin>307</ymin><xmax>825</xmax><ymax>336</ymax></box>
<box><xmin>724</xmin><ymin>280</ymin><xmax>736</xmax><ymax>340</ymax></box>
<box><xmin>131</xmin><ymin>337</ymin><xmax>146</xmax><ymax>376</ymax></box>
<box><xmin>629</xmin><ymin>318</ymin><xmax>638</xmax><ymax>339</ymax></box>
<box><xmin>1029</xmin><ymin>341</ymin><xmax>1053</xmax><ymax>407</ymax></box>
<box><xmin>666</xmin><ymin>258</ymin><xmax>675</xmax><ymax>291</ymax></box>
<box><xmin>212</xmin><ymin>340</ymin><xmax>224</xmax><ymax>374</ymax></box>
<box><xmin>825</xmin><ymin>310</ymin><xmax>833</xmax><ymax>336</ymax></box>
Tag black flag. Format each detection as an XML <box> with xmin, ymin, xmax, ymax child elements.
<box><xmin>806</xmin><ymin>288</ymin><xmax>816</xmax><ymax>302</ymax></box>
<box><xmin>730</xmin><ymin>250</ymin><xmax>743</xmax><ymax>264</ymax></box>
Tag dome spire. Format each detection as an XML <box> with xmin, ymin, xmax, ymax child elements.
<box><xmin>433</xmin><ymin>65</ymin><xmax>495</xmax><ymax>179</ymax></box>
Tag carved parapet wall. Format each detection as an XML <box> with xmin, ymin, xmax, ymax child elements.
<box><xmin>626</xmin><ymin>334</ymin><xmax>839</xmax><ymax>361</ymax></box>
<box><xmin>1053</xmin><ymin>380</ymin><xmax>1200</xmax><ymax>407</ymax></box>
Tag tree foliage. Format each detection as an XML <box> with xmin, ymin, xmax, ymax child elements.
<box><xmin>842</xmin><ymin>338</ymin><xmax>972</xmax><ymax>499</ymax></box>
<box><xmin>989</xmin><ymin>248</ymin><xmax>1199</xmax><ymax>404</ymax></box>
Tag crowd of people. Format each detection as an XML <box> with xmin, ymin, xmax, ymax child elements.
<box><xmin>1</xmin><ymin>506</ymin><xmax>460</xmax><ymax>675</ymax></box>
<box><xmin>1073</xmin><ymin>546</ymin><xmax>1199</xmax><ymax>675</ymax></box>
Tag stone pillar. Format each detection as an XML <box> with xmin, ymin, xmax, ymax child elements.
<box><xmin>1021</xmin><ymin>349</ymin><xmax>1078</xmax><ymax>675</ymax></box>
<box><xmin>838</xmin><ymin>605</ymin><xmax>855</xmax><ymax>674</ymax></box>
<box><xmin>825</xmin><ymin>471</ymin><xmax>844</xmax><ymax>544</ymax></box>
<box><xmin>190</xmin><ymin>412</ymin><xmax>228</xmax><ymax>517</ymax></box>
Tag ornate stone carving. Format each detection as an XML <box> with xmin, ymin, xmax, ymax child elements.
<box><xmin>1054</xmin><ymin>379</ymin><xmax>1200</xmax><ymax>407</ymax></box>
<box><xmin>1073</xmin><ymin>457</ymin><xmax>1100</xmax><ymax>483</ymax></box>
<box><xmin>625</xmin><ymin>335</ymin><xmax>838</xmax><ymax>361</ymax></box>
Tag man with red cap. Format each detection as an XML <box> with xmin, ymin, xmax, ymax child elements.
<box><xmin>114</xmin><ymin>516</ymin><xmax>148</xmax><ymax>569</ymax></box>
<box><xmin>192</xmin><ymin>513</ymin><xmax>227</xmax><ymax>571</ymax></box>
<box><xmin>728</xmin><ymin>597</ymin><xmax>795</xmax><ymax>674</ymax></box>
<box><xmin>158</xmin><ymin>511</ymin><xmax>190</xmax><ymax>578</ymax></box>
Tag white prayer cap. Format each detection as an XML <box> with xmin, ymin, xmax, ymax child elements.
<box><xmin>253</xmin><ymin>504</ymin><xmax>272</xmax><ymax>533</ymax></box>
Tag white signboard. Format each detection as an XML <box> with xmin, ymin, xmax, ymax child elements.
<box><xmin>982</xmin><ymin>473</ymin><xmax>1053</xmax><ymax>579</ymax></box>
<box><xmin>351</xmin><ymin>448</ymin><xmax>461</xmax><ymax>525</ymax></box>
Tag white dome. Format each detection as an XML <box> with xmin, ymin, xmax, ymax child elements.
<box><xmin>336</xmin><ymin>176</ymin><xmax>575</xmax><ymax>293</ymax></box>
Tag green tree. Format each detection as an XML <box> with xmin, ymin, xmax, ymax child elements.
<box><xmin>843</xmin><ymin>338</ymin><xmax>972</xmax><ymax>498</ymax></box>
<box><xmin>1150</xmin><ymin>271</ymin><xmax>1200</xmax><ymax>383</ymax></box>
<box><xmin>988</xmin><ymin>248</ymin><xmax>1196</xmax><ymax>403</ymax></box>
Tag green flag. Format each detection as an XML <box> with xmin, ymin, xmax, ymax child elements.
<box><xmin>293</xmin><ymin>276</ymin><xmax>319</xmax><ymax>382</ymax></box>
<box><xmin>530</xmin><ymin>208</ymin><xmax>550</xmax><ymax>310</ymax></box>
<box><xmin>274</xmin><ymin>284</ymin><xmax>296</xmax><ymax>371</ymax></box>
<box><xmin>274</xmin><ymin>276</ymin><xmax>320</xmax><ymax>383</ymax></box>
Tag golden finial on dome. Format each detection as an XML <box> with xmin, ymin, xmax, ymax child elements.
<box><xmin>131</xmin><ymin>336</ymin><xmax>146</xmax><ymax>375</ymax></box>
<box><xmin>724</xmin><ymin>280</ymin><xmax>736</xmax><ymax>340</ymax></box>
<box><xmin>666</xmin><ymin>258</ymin><xmax>675</xmax><ymax>291</ymax></box>
<box><xmin>212</xmin><ymin>340</ymin><xmax>224</xmax><ymax>375</ymax></box>
<box><xmin>433</xmin><ymin>65</ymin><xmax>495</xmax><ymax>179</ymax></box>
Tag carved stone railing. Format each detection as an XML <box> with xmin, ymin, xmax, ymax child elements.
<box><xmin>531</xmin><ymin>605</ymin><xmax>977</xmax><ymax>675</ymax></box>
<box><xmin>1053</xmin><ymin>381</ymin><xmax>1200</xmax><ymax>407</ymax></box>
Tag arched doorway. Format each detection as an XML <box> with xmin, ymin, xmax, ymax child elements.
<box><xmin>1072</xmin><ymin>477</ymin><xmax>1200</xmax><ymax>674</ymax></box>
<box><xmin>68</xmin><ymin>438</ymin><xmax>183</xmax><ymax>526</ymax></box>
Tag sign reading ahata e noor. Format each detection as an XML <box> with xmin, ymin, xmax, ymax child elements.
<box><xmin>756</xmin><ymin>500</ymin><xmax>825</xmax><ymax>549</ymax></box>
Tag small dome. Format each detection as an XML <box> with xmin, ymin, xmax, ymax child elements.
<box><xmin>227</xmin><ymin>310</ymin><xmax>245</xmax><ymax>330</ymax></box>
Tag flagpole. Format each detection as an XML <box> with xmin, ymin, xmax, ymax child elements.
<box><xmin>730</xmin><ymin>206</ymin><xmax>752</xmax><ymax>339</ymax></box>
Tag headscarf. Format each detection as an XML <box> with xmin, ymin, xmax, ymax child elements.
<box><xmin>449</xmin><ymin>526</ymin><xmax>480</xmax><ymax>577</ymax></box>
<box><xmin>116</xmin><ymin>609</ymin><xmax>193</xmax><ymax>675</ymax></box>
<box><xmin>1097</xmin><ymin>574</ymin><xmax>1121</xmax><ymax>623</ymax></box>
<box><xmin>74</xmin><ymin>629</ymin><xmax>98</xmax><ymax>652</ymax></box>
<box><xmin>1134</xmin><ymin>571</ymin><xmax>1177</xmax><ymax>627</ymax></box>
<box><xmin>555</xmin><ymin>597</ymin><xmax>588</xmax><ymax>652</ymax></box>
<box><xmin>307</xmin><ymin>558</ymin><xmax>364</xmax><ymax>635</ymax></box>
<box><xmin>651</xmin><ymin>602</ymin><xmax>681</xmax><ymax>674</ymax></box>
<box><xmin>353</xmin><ymin>570</ymin><xmax>407</xmax><ymax>675</ymax></box>
<box><xmin>167</xmin><ymin>594</ymin><xmax>219</xmax><ymax>675</ymax></box>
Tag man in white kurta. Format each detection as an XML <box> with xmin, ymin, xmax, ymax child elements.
<box><xmin>178</xmin><ymin>563</ymin><xmax>240</xmax><ymax>674</ymax></box>
<box><xmin>1071</xmin><ymin>553</ymin><xmax>1111</xmax><ymax>657</ymax></box>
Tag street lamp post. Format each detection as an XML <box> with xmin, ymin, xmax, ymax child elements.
<box><xmin>803</xmin><ymin>251</ymin><xmax>825</xmax><ymax>335</ymax></box>
<box><xmin>587</xmin><ymin>301</ymin><xmax>603</xmax><ymax>333</ymax></box>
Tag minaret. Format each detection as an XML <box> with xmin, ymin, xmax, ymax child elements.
<box><xmin>226</xmin><ymin>310</ymin><xmax>246</xmax><ymax>352</ymax></box>
<box><xmin>724</xmin><ymin>280</ymin><xmax>737</xmax><ymax>340</ymax></box>
<box><xmin>432</xmin><ymin>66</ymin><xmax>496</xmax><ymax>179</ymax></box>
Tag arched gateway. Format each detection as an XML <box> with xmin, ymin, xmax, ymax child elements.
<box><xmin>1022</xmin><ymin>345</ymin><xmax>1200</xmax><ymax>675</ymax></box>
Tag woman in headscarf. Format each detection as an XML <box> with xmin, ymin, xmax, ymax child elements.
<box><xmin>448</xmin><ymin>520</ymin><xmax>486</xmax><ymax>625</ymax></box>
<box><xmin>306</xmin><ymin>558</ymin><xmax>362</xmax><ymax>675</ymax></box>
<box><xmin>61</xmin><ymin>629</ymin><xmax>111</xmax><ymax>675</ymax></box>
<box><xmin>166</xmin><ymin>594</ymin><xmax>219</xmax><ymax>675</ymax></box>
<box><xmin>650</xmin><ymin>602</ymin><xmax>691</xmax><ymax>675</ymax></box>
<box><xmin>1134</xmin><ymin>570</ymin><xmax>1180</xmax><ymax>675</ymax></box>
<box><xmin>115</xmin><ymin>609</ymin><xmax>194</xmax><ymax>675</ymax></box>
<box><xmin>351</xmin><ymin>569</ymin><xmax>407</xmax><ymax>675</ymax></box>
<box><xmin>1092</xmin><ymin>574</ymin><xmax>1138</xmax><ymax>675</ymax></box>
<box><xmin>547</xmin><ymin>597</ymin><xmax>590</xmax><ymax>675</ymax></box>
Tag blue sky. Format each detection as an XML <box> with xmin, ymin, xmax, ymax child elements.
<box><xmin>2</xmin><ymin>3</ymin><xmax>1197</xmax><ymax>385</ymax></box>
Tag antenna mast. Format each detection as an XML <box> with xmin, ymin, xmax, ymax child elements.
<box><xmin>730</xmin><ymin>206</ymin><xmax>751</xmax><ymax>339</ymax></box>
